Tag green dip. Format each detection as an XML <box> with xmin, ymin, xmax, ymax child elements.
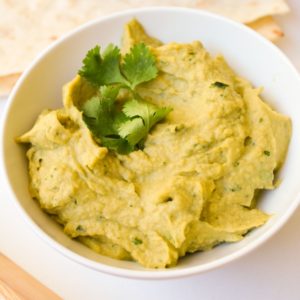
<box><xmin>18</xmin><ymin>19</ymin><xmax>291</xmax><ymax>268</ymax></box>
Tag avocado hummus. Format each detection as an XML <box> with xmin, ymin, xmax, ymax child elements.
<box><xmin>18</xmin><ymin>19</ymin><xmax>291</xmax><ymax>268</ymax></box>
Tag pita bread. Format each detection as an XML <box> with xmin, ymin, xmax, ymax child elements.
<box><xmin>194</xmin><ymin>0</ymin><xmax>289</xmax><ymax>23</ymax></box>
<box><xmin>0</xmin><ymin>0</ymin><xmax>289</xmax><ymax>95</ymax></box>
<box><xmin>248</xmin><ymin>16</ymin><xmax>284</xmax><ymax>42</ymax></box>
<box><xmin>122</xmin><ymin>0</ymin><xmax>289</xmax><ymax>23</ymax></box>
<box><xmin>0</xmin><ymin>73</ymin><xmax>21</xmax><ymax>96</ymax></box>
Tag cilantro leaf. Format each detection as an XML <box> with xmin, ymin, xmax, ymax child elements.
<box><xmin>78</xmin><ymin>43</ymin><xmax>158</xmax><ymax>90</ymax></box>
<box><xmin>122</xmin><ymin>99</ymin><xmax>172</xmax><ymax>131</ymax></box>
<box><xmin>122</xmin><ymin>43</ymin><xmax>158</xmax><ymax>89</ymax></box>
<box><xmin>117</xmin><ymin>99</ymin><xmax>171</xmax><ymax>148</ymax></box>
<box><xmin>81</xmin><ymin>95</ymin><xmax>101</xmax><ymax>119</ymax></box>
<box><xmin>118</xmin><ymin>117</ymin><xmax>147</xmax><ymax>146</ymax></box>
<box><xmin>101</xmin><ymin>44</ymin><xmax>128</xmax><ymax>85</ymax></box>
<box><xmin>82</xmin><ymin>85</ymin><xmax>120</xmax><ymax>137</ymax></box>
<box><xmin>83</xmin><ymin>95</ymin><xmax>171</xmax><ymax>153</ymax></box>
<box><xmin>101</xmin><ymin>136</ymin><xmax>133</xmax><ymax>154</ymax></box>
<box><xmin>78</xmin><ymin>45</ymin><xmax>102</xmax><ymax>86</ymax></box>
<box><xmin>82</xmin><ymin>85</ymin><xmax>134</xmax><ymax>154</ymax></box>
<box><xmin>78</xmin><ymin>44</ymin><xmax>128</xmax><ymax>86</ymax></box>
<box><xmin>100</xmin><ymin>84</ymin><xmax>120</xmax><ymax>101</ymax></box>
<box><xmin>113</xmin><ymin>111</ymin><xmax>129</xmax><ymax>132</ymax></box>
<box><xmin>79</xmin><ymin>42</ymin><xmax>171</xmax><ymax>155</ymax></box>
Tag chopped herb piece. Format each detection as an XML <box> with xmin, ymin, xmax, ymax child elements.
<box><xmin>132</xmin><ymin>238</ymin><xmax>143</xmax><ymax>245</ymax></box>
<box><xmin>174</xmin><ymin>124</ymin><xmax>185</xmax><ymax>132</ymax></box>
<box><xmin>211</xmin><ymin>81</ymin><xmax>229</xmax><ymax>88</ymax></box>
<box><xmin>263</xmin><ymin>150</ymin><xmax>271</xmax><ymax>156</ymax></box>
<box><xmin>76</xmin><ymin>225</ymin><xmax>85</xmax><ymax>232</ymax></box>
<box><xmin>244</xmin><ymin>136</ymin><xmax>252</xmax><ymax>146</ymax></box>
<box><xmin>230</xmin><ymin>185</ymin><xmax>241</xmax><ymax>192</ymax></box>
<box><xmin>165</xmin><ymin>197</ymin><xmax>173</xmax><ymax>202</ymax></box>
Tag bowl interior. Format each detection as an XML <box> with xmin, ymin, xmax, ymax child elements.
<box><xmin>2</xmin><ymin>7</ymin><xmax>300</xmax><ymax>278</ymax></box>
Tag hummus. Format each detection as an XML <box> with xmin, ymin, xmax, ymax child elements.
<box><xmin>18</xmin><ymin>19</ymin><xmax>291</xmax><ymax>268</ymax></box>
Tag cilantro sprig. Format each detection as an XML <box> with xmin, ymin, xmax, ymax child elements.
<box><xmin>78</xmin><ymin>43</ymin><xmax>171</xmax><ymax>154</ymax></box>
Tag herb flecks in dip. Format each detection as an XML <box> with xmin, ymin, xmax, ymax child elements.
<box><xmin>18</xmin><ymin>19</ymin><xmax>291</xmax><ymax>268</ymax></box>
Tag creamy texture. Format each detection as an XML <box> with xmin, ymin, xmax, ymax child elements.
<box><xmin>18</xmin><ymin>19</ymin><xmax>291</xmax><ymax>268</ymax></box>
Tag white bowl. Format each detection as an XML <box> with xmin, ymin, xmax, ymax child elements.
<box><xmin>1</xmin><ymin>7</ymin><xmax>300</xmax><ymax>279</ymax></box>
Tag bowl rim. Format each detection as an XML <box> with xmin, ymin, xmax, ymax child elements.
<box><xmin>1</xmin><ymin>6</ymin><xmax>300</xmax><ymax>280</ymax></box>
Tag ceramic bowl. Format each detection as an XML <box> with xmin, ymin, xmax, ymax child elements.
<box><xmin>1</xmin><ymin>7</ymin><xmax>300</xmax><ymax>279</ymax></box>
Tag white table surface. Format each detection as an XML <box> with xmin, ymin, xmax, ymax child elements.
<box><xmin>1</xmin><ymin>2</ymin><xmax>300</xmax><ymax>299</ymax></box>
